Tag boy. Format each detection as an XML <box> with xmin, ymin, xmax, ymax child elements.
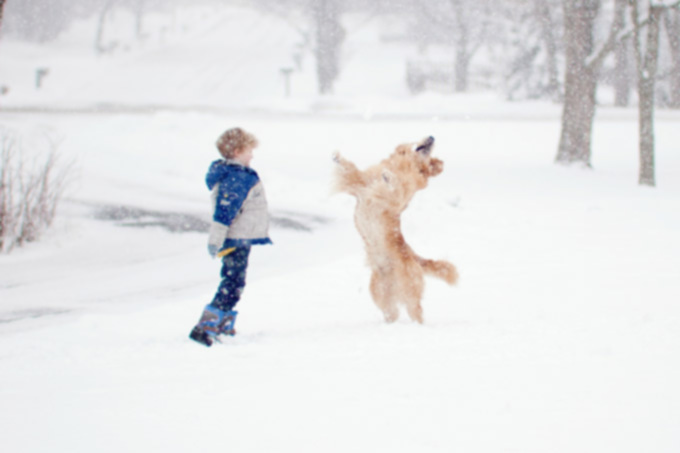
<box><xmin>189</xmin><ymin>127</ymin><xmax>272</xmax><ymax>347</ymax></box>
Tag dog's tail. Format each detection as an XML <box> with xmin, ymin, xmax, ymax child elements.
<box><xmin>417</xmin><ymin>257</ymin><xmax>459</xmax><ymax>285</ymax></box>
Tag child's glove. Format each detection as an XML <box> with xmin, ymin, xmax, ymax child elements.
<box><xmin>208</xmin><ymin>245</ymin><xmax>236</xmax><ymax>259</ymax></box>
<box><xmin>207</xmin><ymin>221</ymin><xmax>229</xmax><ymax>259</ymax></box>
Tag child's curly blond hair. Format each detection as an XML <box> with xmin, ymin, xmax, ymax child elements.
<box><xmin>216</xmin><ymin>127</ymin><xmax>258</xmax><ymax>159</ymax></box>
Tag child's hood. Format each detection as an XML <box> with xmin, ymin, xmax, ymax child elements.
<box><xmin>205</xmin><ymin>159</ymin><xmax>257</xmax><ymax>190</ymax></box>
<box><xmin>206</xmin><ymin>160</ymin><xmax>230</xmax><ymax>190</ymax></box>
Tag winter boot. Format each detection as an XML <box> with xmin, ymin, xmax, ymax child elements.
<box><xmin>189</xmin><ymin>305</ymin><xmax>238</xmax><ymax>347</ymax></box>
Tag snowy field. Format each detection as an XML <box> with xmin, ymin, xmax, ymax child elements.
<box><xmin>2</xmin><ymin>4</ymin><xmax>680</xmax><ymax>453</ymax></box>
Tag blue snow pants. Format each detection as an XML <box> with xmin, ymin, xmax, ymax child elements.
<box><xmin>209</xmin><ymin>246</ymin><xmax>251</xmax><ymax>312</ymax></box>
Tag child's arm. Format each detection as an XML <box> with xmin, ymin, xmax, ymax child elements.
<box><xmin>207</xmin><ymin>170</ymin><xmax>259</xmax><ymax>257</ymax></box>
<box><xmin>207</xmin><ymin>221</ymin><xmax>229</xmax><ymax>258</ymax></box>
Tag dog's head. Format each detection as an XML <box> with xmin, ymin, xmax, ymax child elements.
<box><xmin>393</xmin><ymin>136</ymin><xmax>443</xmax><ymax>180</ymax></box>
<box><xmin>368</xmin><ymin>136</ymin><xmax>444</xmax><ymax>210</ymax></box>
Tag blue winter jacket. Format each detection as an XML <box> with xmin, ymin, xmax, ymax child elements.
<box><xmin>206</xmin><ymin>159</ymin><xmax>272</xmax><ymax>253</ymax></box>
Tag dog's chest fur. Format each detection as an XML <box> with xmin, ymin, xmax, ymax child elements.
<box><xmin>352</xmin><ymin>193</ymin><xmax>405</xmax><ymax>270</ymax></box>
<box><xmin>354</xmin><ymin>198</ymin><xmax>383</xmax><ymax>246</ymax></box>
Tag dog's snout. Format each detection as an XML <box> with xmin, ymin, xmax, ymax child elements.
<box><xmin>416</xmin><ymin>136</ymin><xmax>435</xmax><ymax>155</ymax></box>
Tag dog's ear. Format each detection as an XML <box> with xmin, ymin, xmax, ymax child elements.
<box><xmin>423</xmin><ymin>158</ymin><xmax>443</xmax><ymax>177</ymax></box>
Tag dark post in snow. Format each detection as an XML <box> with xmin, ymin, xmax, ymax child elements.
<box><xmin>313</xmin><ymin>0</ymin><xmax>345</xmax><ymax>94</ymax></box>
<box><xmin>631</xmin><ymin>1</ymin><xmax>664</xmax><ymax>187</ymax></box>
<box><xmin>664</xmin><ymin>9</ymin><xmax>680</xmax><ymax>109</ymax></box>
<box><xmin>280</xmin><ymin>67</ymin><xmax>294</xmax><ymax>97</ymax></box>
<box><xmin>556</xmin><ymin>0</ymin><xmax>601</xmax><ymax>167</ymax></box>
<box><xmin>36</xmin><ymin>68</ymin><xmax>50</xmax><ymax>89</ymax></box>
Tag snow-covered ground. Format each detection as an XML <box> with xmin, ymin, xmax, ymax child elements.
<box><xmin>2</xmin><ymin>5</ymin><xmax>680</xmax><ymax>453</ymax></box>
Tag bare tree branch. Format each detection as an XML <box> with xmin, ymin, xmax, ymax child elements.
<box><xmin>587</xmin><ymin>0</ymin><xmax>680</xmax><ymax>71</ymax></box>
<box><xmin>0</xmin><ymin>130</ymin><xmax>73</xmax><ymax>253</ymax></box>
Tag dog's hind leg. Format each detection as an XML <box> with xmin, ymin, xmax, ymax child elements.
<box><xmin>402</xmin><ymin>269</ymin><xmax>425</xmax><ymax>324</ymax></box>
<box><xmin>370</xmin><ymin>269</ymin><xmax>399</xmax><ymax>323</ymax></box>
<box><xmin>405</xmin><ymin>300</ymin><xmax>424</xmax><ymax>324</ymax></box>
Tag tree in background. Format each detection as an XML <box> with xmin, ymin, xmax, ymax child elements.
<box><xmin>93</xmin><ymin>0</ymin><xmax>160</xmax><ymax>53</ymax></box>
<box><xmin>0</xmin><ymin>0</ymin><xmax>6</xmax><ymax>32</ymax></box>
<box><xmin>663</xmin><ymin>7</ymin><xmax>680</xmax><ymax>108</ymax></box>
<box><xmin>313</xmin><ymin>0</ymin><xmax>345</xmax><ymax>94</ymax></box>
<box><xmin>533</xmin><ymin>0</ymin><xmax>561</xmax><ymax>99</ymax></box>
<box><xmin>557</xmin><ymin>0</ymin><xmax>678</xmax><ymax>184</ymax></box>
<box><xmin>413</xmin><ymin>0</ymin><xmax>492</xmax><ymax>93</ymax></box>
<box><xmin>1</xmin><ymin>0</ymin><xmax>75</xmax><ymax>42</ymax></box>
<box><xmin>393</xmin><ymin>0</ymin><xmax>562</xmax><ymax>100</ymax></box>
<box><xmin>249</xmin><ymin>0</ymin><xmax>347</xmax><ymax>94</ymax></box>
<box><xmin>556</xmin><ymin>0</ymin><xmax>602</xmax><ymax>166</ymax></box>
<box><xmin>132</xmin><ymin>0</ymin><xmax>147</xmax><ymax>41</ymax></box>
<box><xmin>95</xmin><ymin>0</ymin><xmax>118</xmax><ymax>54</ymax></box>
<box><xmin>631</xmin><ymin>0</ymin><xmax>664</xmax><ymax>187</ymax></box>
<box><xmin>555</xmin><ymin>0</ymin><xmax>638</xmax><ymax>167</ymax></box>
<box><xmin>95</xmin><ymin>0</ymin><xmax>153</xmax><ymax>53</ymax></box>
<box><xmin>448</xmin><ymin>0</ymin><xmax>485</xmax><ymax>92</ymax></box>
<box><xmin>613</xmin><ymin>0</ymin><xmax>633</xmax><ymax>106</ymax></box>
<box><xmin>497</xmin><ymin>0</ymin><xmax>563</xmax><ymax>101</ymax></box>
<box><xmin>2</xmin><ymin>0</ymin><xmax>160</xmax><ymax>49</ymax></box>
<box><xmin>1</xmin><ymin>0</ymin><xmax>7</xmax><ymax>95</ymax></box>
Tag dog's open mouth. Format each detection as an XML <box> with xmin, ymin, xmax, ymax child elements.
<box><xmin>415</xmin><ymin>136</ymin><xmax>435</xmax><ymax>156</ymax></box>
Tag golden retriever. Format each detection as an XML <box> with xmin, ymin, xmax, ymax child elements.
<box><xmin>333</xmin><ymin>136</ymin><xmax>458</xmax><ymax>323</ymax></box>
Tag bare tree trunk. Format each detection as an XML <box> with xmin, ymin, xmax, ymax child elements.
<box><xmin>451</xmin><ymin>0</ymin><xmax>469</xmax><ymax>92</ymax></box>
<box><xmin>632</xmin><ymin>1</ymin><xmax>663</xmax><ymax>187</ymax></box>
<box><xmin>664</xmin><ymin>9</ymin><xmax>680</xmax><ymax>109</ymax></box>
<box><xmin>614</xmin><ymin>41</ymin><xmax>631</xmax><ymax>106</ymax></box>
<box><xmin>96</xmin><ymin>0</ymin><xmax>117</xmax><ymax>54</ymax></box>
<box><xmin>556</xmin><ymin>0</ymin><xmax>600</xmax><ymax>166</ymax></box>
<box><xmin>0</xmin><ymin>0</ymin><xmax>6</xmax><ymax>32</ymax></box>
<box><xmin>314</xmin><ymin>0</ymin><xmax>345</xmax><ymax>95</ymax></box>
<box><xmin>135</xmin><ymin>0</ymin><xmax>146</xmax><ymax>41</ymax></box>
<box><xmin>557</xmin><ymin>68</ymin><xmax>598</xmax><ymax>165</ymax></box>
<box><xmin>454</xmin><ymin>40</ymin><xmax>469</xmax><ymax>92</ymax></box>
<box><xmin>614</xmin><ymin>0</ymin><xmax>631</xmax><ymax>107</ymax></box>
<box><xmin>535</xmin><ymin>0</ymin><xmax>560</xmax><ymax>99</ymax></box>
